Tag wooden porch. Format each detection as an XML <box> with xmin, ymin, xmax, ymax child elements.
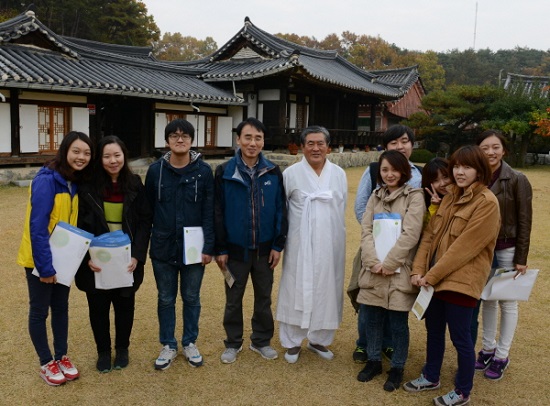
<box><xmin>269</xmin><ymin>128</ymin><xmax>385</xmax><ymax>149</ymax></box>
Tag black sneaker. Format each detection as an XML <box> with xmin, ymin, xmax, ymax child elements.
<box><xmin>96</xmin><ymin>351</ymin><xmax>112</xmax><ymax>373</ymax></box>
<box><xmin>114</xmin><ymin>349</ymin><xmax>129</xmax><ymax>370</ymax></box>
<box><xmin>357</xmin><ymin>360</ymin><xmax>382</xmax><ymax>382</ymax></box>
<box><xmin>382</xmin><ymin>347</ymin><xmax>394</xmax><ymax>361</ymax></box>
<box><xmin>352</xmin><ymin>346</ymin><xmax>368</xmax><ymax>363</ymax></box>
<box><xmin>383</xmin><ymin>367</ymin><xmax>404</xmax><ymax>392</ymax></box>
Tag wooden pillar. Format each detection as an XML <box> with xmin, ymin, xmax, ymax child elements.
<box><xmin>309</xmin><ymin>94</ymin><xmax>315</xmax><ymax>126</ymax></box>
<box><xmin>370</xmin><ymin>102</ymin><xmax>376</xmax><ymax>132</ymax></box>
<box><xmin>9</xmin><ymin>89</ymin><xmax>20</xmax><ymax>156</ymax></box>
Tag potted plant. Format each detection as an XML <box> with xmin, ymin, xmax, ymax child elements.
<box><xmin>288</xmin><ymin>142</ymin><xmax>299</xmax><ymax>155</ymax></box>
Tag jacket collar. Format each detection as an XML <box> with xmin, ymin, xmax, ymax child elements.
<box><xmin>449</xmin><ymin>181</ymin><xmax>487</xmax><ymax>204</ymax></box>
<box><xmin>162</xmin><ymin>149</ymin><xmax>201</xmax><ymax>167</ymax></box>
<box><xmin>235</xmin><ymin>148</ymin><xmax>274</xmax><ymax>174</ymax></box>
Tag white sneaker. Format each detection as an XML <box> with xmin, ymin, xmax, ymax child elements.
<box><xmin>221</xmin><ymin>346</ymin><xmax>242</xmax><ymax>364</ymax></box>
<box><xmin>40</xmin><ymin>360</ymin><xmax>66</xmax><ymax>386</ymax></box>
<box><xmin>155</xmin><ymin>345</ymin><xmax>177</xmax><ymax>370</ymax></box>
<box><xmin>57</xmin><ymin>356</ymin><xmax>80</xmax><ymax>380</ymax></box>
<box><xmin>183</xmin><ymin>343</ymin><xmax>203</xmax><ymax>367</ymax></box>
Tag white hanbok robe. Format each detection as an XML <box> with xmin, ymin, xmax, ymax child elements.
<box><xmin>276</xmin><ymin>157</ymin><xmax>347</xmax><ymax>331</ymax></box>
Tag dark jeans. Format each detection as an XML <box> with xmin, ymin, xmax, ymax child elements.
<box><xmin>470</xmin><ymin>300</ymin><xmax>482</xmax><ymax>346</ymax></box>
<box><xmin>223</xmin><ymin>253</ymin><xmax>274</xmax><ymax>348</ymax></box>
<box><xmin>423</xmin><ymin>296</ymin><xmax>475</xmax><ymax>398</ymax></box>
<box><xmin>356</xmin><ymin>304</ymin><xmax>393</xmax><ymax>351</ymax></box>
<box><xmin>365</xmin><ymin>305</ymin><xmax>409</xmax><ymax>369</ymax></box>
<box><xmin>152</xmin><ymin>260</ymin><xmax>205</xmax><ymax>350</ymax></box>
<box><xmin>25</xmin><ymin>268</ymin><xmax>70</xmax><ymax>366</ymax></box>
<box><xmin>85</xmin><ymin>290</ymin><xmax>135</xmax><ymax>353</ymax></box>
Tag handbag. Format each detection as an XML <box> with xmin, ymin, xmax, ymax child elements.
<box><xmin>480</xmin><ymin>269</ymin><xmax>539</xmax><ymax>301</ymax></box>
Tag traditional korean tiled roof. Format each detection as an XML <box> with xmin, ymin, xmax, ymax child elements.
<box><xmin>0</xmin><ymin>11</ymin><xmax>243</xmax><ymax>105</ymax></box>
<box><xmin>369</xmin><ymin>66</ymin><xmax>422</xmax><ymax>93</ymax></box>
<box><xmin>504</xmin><ymin>73</ymin><xmax>550</xmax><ymax>98</ymax></box>
<box><xmin>179</xmin><ymin>17</ymin><xmax>421</xmax><ymax>100</ymax></box>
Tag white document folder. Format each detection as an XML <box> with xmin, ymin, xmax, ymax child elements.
<box><xmin>481</xmin><ymin>268</ymin><xmax>539</xmax><ymax>301</ymax></box>
<box><xmin>412</xmin><ymin>285</ymin><xmax>434</xmax><ymax>320</ymax></box>
<box><xmin>32</xmin><ymin>221</ymin><xmax>94</xmax><ymax>287</ymax></box>
<box><xmin>89</xmin><ymin>230</ymin><xmax>133</xmax><ymax>290</ymax></box>
<box><xmin>373</xmin><ymin>213</ymin><xmax>402</xmax><ymax>273</ymax></box>
<box><xmin>183</xmin><ymin>227</ymin><xmax>204</xmax><ymax>265</ymax></box>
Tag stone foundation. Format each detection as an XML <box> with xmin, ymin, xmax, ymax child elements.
<box><xmin>0</xmin><ymin>151</ymin><xmax>381</xmax><ymax>186</ymax></box>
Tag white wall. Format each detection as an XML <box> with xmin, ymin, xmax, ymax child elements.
<box><xmin>154</xmin><ymin>112</ymin><xmax>167</xmax><ymax>148</ymax></box>
<box><xmin>217</xmin><ymin>117</ymin><xmax>233</xmax><ymax>147</ymax></box>
<box><xmin>0</xmin><ymin>104</ymin><xmax>10</xmax><ymax>153</ymax></box>
<box><xmin>20</xmin><ymin>104</ymin><xmax>38</xmax><ymax>153</ymax></box>
<box><xmin>71</xmin><ymin>107</ymin><xmax>89</xmax><ymax>134</ymax></box>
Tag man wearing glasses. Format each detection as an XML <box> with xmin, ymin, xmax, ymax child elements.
<box><xmin>145</xmin><ymin>119</ymin><xmax>215</xmax><ymax>370</ymax></box>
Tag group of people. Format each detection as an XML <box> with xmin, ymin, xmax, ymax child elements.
<box><xmin>17</xmin><ymin>118</ymin><xmax>347</xmax><ymax>384</ymax></box>
<box><xmin>17</xmin><ymin>120</ymin><xmax>532</xmax><ymax>406</ymax></box>
<box><xmin>349</xmin><ymin>125</ymin><xmax>532</xmax><ymax>406</ymax></box>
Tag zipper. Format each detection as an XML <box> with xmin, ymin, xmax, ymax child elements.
<box><xmin>251</xmin><ymin>183</ymin><xmax>256</xmax><ymax>248</ymax></box>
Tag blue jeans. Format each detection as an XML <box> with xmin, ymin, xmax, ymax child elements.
<box><xmin>423</xmin><ymin>296</ymin><xmax>475</xmax><ymax>398</ymax></box>
<box><xmin>356</xmin><ymin>304</ymin><xmax>393</xmax><ymax>351</ymax></box>
<box><xmin>365</xmin><ymin>305</ymin><xmax>409</xmax><ymax>369</ymax></box>
<box><xmin>25</xmin><ymin>268</ymin><xmax>70</xmax><ymax>366</ymax></box>
<box><xmin>152</xmin><ymin>260</ymin><xmax>204</xmax><ymax>350</ymax></box>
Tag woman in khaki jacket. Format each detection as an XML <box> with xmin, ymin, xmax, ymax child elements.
<box><xmin>356</xmin><ymin>150</ymin><xmax>425</xmax><ymax>392</ymax></box>
<box><xmin>403</xmin><ymin>145</ymin><xmax>500</xmax><ymax>406</ymax></box>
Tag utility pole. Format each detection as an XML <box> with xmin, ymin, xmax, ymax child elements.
<box><xmin>473</xmin><ymin>1</ymin><xmax>478</xmax><ymax>50</ymax></box>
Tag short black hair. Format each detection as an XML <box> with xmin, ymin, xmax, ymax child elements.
<box><xmin>382</xmin><ymin>124</ymin><xmax>415</xmax><ymax>148</ymax></box>
<box><xmin>165</xmin><ymin>119</ymin><xmax>195</xmax><ymax>143</ymax></box>
<box><xmin>236</xmin><ymin>117</ymin><xmax>267</xmax><ymax>137</ymax></box>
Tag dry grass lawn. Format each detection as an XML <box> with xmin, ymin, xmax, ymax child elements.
<box><xmin>1</xmin><ymin>165</ymin><xmax>548</xmax><ymax>406</ymax></box>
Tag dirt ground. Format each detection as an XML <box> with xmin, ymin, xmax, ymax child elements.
<box><xmin>1</xmin><ymin>165</ymin><xmax>548</xmax><ymax>406</ymax></box>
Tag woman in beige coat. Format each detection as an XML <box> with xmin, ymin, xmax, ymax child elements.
<box><xmin>356</xmin><ymin>150</ymin><xmax>425</xmax><ymax>391</ymax></box>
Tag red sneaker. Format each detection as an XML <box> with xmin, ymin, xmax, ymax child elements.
<box><xmin>40</xmin><ymin>360</ymin><xmax>67</xmax><ymax>386</ymax></box>
<box><xmin>57</xmin><ymin>356</ymin><xmax>80</xmax><ymax>380</ymax></box>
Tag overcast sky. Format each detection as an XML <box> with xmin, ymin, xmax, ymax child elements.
<box><xmin>141</xmin><ymin>0</ymin><xmax>549</xmax><ymax>52</ymax></box>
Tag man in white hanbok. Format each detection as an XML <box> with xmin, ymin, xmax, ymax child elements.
<box><xmin>276</xmin><ymin>126</ymin><xmax>347</xmax><ymax>363</ymax></box>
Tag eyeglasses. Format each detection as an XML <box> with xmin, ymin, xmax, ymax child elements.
<box><xmin>168</xmin><ymin>133</ymin><xmax>191</xmax><ymax>141</ymax></box>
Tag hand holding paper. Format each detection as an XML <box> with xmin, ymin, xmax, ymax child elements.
<box><xmin>32</xmin><ymin>221</ymin><xmax>94</xmax><ymax>287</ymax></box>
<box><xmin>89</xmin><ymin>230</ymin><xmax>134</xmax><ymax>290</ymax></box>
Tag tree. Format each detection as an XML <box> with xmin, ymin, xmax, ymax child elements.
<box><xmin>96</xmin><ymin>0</ymin><xmax>159</xmax><ymax>46</ymax></box>
<box><xmin>405</xmin><ymin>85</ymin><xmax>501</xmax><ymax>152</ymax></box>
<box><xmin>405</xmin><ymin>51</ymin><xmax>445</xmax><ymax>92</ymax></box>
<box><xmin>406</xmin><ymin>84</ymin><xmax>550</xmax><ymax>166</ymax></box>
<box><xmin>275</xmin><ymin>33</ymin><xmax>319</xmax><ymax>49</ymax></box>
<box><xmin>531</xmin><ymin>107</ymin><xmax>550</xmax><ymax>137</ymax></box>
<box><xmin>154</xmin><ymin>32</ymin><xmax>217</xmax><ymax>61</ymax></box>
<box><xmin>0</xmin><ymin>0</ymin><xmax>159</xmax><ymax>46</ymax></box>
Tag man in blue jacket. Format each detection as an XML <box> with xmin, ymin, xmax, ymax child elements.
<box><xmin>145</xmin><ymin>119</ymin><xmax>215</xmax><ymax>370</ymax></box>
<box><xmin>215</xmin><ymin>117</ymin><xmax>287</xmax><ymax>364</ymax></box>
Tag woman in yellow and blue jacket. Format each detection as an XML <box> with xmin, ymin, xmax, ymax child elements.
<box><xmin>17</xmin><ymin>131</ymin><xmax>92</xmax><ymax>386</ymax></box>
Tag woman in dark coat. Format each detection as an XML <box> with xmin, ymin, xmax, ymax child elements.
<box><xmin>76</xmin><ymin>136</ymin><xmax>151</xmax><ymax>372</ymax></box>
